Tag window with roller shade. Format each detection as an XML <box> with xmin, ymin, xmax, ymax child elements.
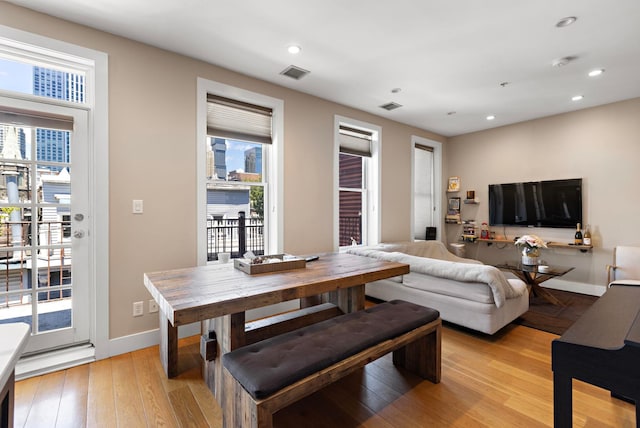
<box><xmin>413</xmin><ymin>143</ymin><xmax>435</xmax><ymax>239</ymax></box>
<box><xmin>205</xmin><ymin>95</ymin><xmax>272</xmax><ymax>260</ymax></box>
<box><xmin>336</xmin><ymin>118</ymin><xmax>380</xmax><ymax>249</ymax></box>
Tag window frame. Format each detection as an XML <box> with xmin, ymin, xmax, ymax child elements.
<box><xmin>410</xmin><ymin>136</ymin><xmax>442</xmax><ymax>241</ymax></box>
<box><xmin>334</xmin><ymin>115</ymin><xmax>380</xmax><ymax>250</ymax></box>
<box><xmin>197</xmin><ymin>79</ymin><xmax>283</xmax><ymax>265</ymax></box>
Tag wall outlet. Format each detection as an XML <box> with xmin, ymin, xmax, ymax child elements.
<box><xmin>133</xmin><ymin>301</ymin><xmax>144</xmax><ymax>317</ymax></box>
<box><xmin>148</xmin><ymin>299</ymin><xmax>158</xmax><ymax>313</ymax></box>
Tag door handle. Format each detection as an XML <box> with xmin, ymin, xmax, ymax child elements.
<box><xmin>73</xmin><ymin>230</ymin><xmax>85</xmax><ymax>239</ymax></box>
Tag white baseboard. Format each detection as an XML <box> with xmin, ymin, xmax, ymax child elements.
<box><xmin>106</xmin><ymin>300</ymin><xmax>299</xmax><ymax>357</ymax></box>
<box><xmin>107</xmin><ymin>322</ymin><xmax>201</xmax><ymax>358</ymax></box>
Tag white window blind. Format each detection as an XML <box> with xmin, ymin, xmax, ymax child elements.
<box><xmin>0</xmin><ymin>107</ymin><xmax>73</xmax><ymax>131</ymax></box>
<box><xmin>339</xmin><ymin>125</ymin><xmax>372</xmax><ymax>157</ymax></box>
<box><xmin>206</xmin><ymin>94</ymin><xmax>272</xmax><ymax>144</ymax></box>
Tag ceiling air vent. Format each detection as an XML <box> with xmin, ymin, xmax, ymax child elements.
<box><xmin>280</xmin><ymin>65</ymin><xmax>310</xmax><ymax>80</ymax></box>
<box><xmin>379</xmin><ymin>102</ymin><xmax>402</xmax><ymax>111</ymax></box>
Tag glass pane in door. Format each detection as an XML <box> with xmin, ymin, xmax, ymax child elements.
<box><xmin>0</xmin><ymin>123</ymin><xmax>76</xmax><ymax>338</ymax></box>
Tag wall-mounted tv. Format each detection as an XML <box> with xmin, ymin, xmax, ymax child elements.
<box><xmin>488</xmin><ymin>178</ymin><xmax>582</xmax><ymax>228</ymax></box>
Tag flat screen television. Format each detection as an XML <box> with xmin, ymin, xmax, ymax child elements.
<box><xmin>488</xmin><ymin>178</ymin><xmax>582</xmax><ymax>228</ymax></box>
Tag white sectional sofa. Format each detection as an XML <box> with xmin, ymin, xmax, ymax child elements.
<box><xmin>347</xmin><ymin>241</ymin><xmax>529</xmax><ymax>334</ymax></box>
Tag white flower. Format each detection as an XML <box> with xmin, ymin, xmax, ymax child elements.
<box><xmin>514</xmin><ymin>234</ymin><xmax>547</xmax><ymax>249</ymax></box>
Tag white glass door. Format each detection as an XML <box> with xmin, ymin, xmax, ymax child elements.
<box><xmin>0</xmin><ymin>96</ymin><xmax>90</xmax><ymax>354</ymax></box>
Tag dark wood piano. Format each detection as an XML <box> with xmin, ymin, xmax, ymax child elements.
<box><xmin>552</xmin><ymin>284</ymin><xmax>640</xmax><ymax>427</ymax></box>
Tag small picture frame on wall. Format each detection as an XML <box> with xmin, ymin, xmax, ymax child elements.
<box><xmin>448</xmin><ymin>197</ymin><xmax>461</xmax><ymax>212</ymax></box>
<box><xmin>447</xmin><ymin>176</ymin><xmax>460</xmax><ymax>192</ymax></box>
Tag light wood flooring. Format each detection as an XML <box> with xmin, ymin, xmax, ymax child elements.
<box><xmin>15</xmin><ymin>323</ymin><xmax>635</xmax><ymax>427</ymax></box>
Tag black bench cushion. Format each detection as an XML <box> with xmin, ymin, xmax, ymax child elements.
<box><xmin>222</xmin><ymin>300</ymin><xmax>439</xmax><ymax>399</ymax></box>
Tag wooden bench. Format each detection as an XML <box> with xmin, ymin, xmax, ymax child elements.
<box><xmin>221</xmin><ymin>300</ymin><xmax>441</xmax><ymax>428</ymax></box>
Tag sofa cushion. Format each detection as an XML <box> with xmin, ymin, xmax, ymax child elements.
<box><xmin>402</xmin><ymin>272</ymin><xmax>495</xmax><ymax>304</ymax></box>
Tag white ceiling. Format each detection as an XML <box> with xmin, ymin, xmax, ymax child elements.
<box><xmin>8</xmin><ymin>0</ymin><xmax>640</xmax><ymax>137</ymax></box>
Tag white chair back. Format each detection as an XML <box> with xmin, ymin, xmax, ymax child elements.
<box><xmin>610</xmin><ymin>246</ymin><xmax>640</xmax><ymax>282</ymax></box>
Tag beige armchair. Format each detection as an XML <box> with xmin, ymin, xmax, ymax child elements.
<box><xmin>606</xmin><ymin>246</ymin><xmax>640</xmax><ymax>286</ymax></box>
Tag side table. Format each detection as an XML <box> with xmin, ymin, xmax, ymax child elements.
<box><xmin>495</xmin><ymin>262</ymin><xmax>574</xmax><ymax>306</ymax></box>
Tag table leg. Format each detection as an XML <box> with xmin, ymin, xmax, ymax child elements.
<box><xmin>511</xmin><ymin>270</ymin><xmax>565</xmax><ymax>306</ymax></box>
<box><xmin>330</xmin><ymin>284</ymin><xmax>365</xmax><ymax>313</ymax></box>
<box><xmin>530</xmin><ymin>283</ymin><xmax>565</xmax><ymax>306</ymax></box>
<box><xmin>553</xmin><ymin>372</ymin><xmax>573</xmax><ymax>428</ymax></box>
<box><xmin>159</xmin><ymin>310</ymin><xmax>179</xmax><ymax>378</ymax></box>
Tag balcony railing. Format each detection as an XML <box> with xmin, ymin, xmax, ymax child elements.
<box><xmin>207</xmin><ymin>212</ymin><xmax>264</xmax><ymax>261</ymax></box>
<box><xmin>339</xmin><ymin>215</ymin><xmax>362</xmax><ymax>247</ymax></box>
<box><xmin>0</xmin><ymin>220</ymin><xmax>72</xmax><ymax>331</ymax></box>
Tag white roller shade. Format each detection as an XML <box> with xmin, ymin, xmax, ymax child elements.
<box><xmin>207</xmin><ymin>94</ymin><xmax>272</xmax><ymax>144</ymax></box>
<box><xmin>0</xmin><ymin>107</ymin><xmax>73</xmax><ymax>131</ymax></box>
<box><xmin>339</xmin><ymin>125</ymin><xmax>372</xmax><ymax>157</ymax></box>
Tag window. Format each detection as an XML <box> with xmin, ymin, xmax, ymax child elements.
<box><xmin>0</xmin><ymin>57</ymin><xmax>86</xmax><ymax>104</ymax></box>
<box><xmin>197</xmin><ymin>79</ymin><xmax>283</xmax><ymax>266</ymax></box>
<box><xmin>411</xmin><ymin>136</ymin><xmax>442</xmax><ymax>241</ymax></box>
<box><xmin>335</xmin><ymin>116</ymin><xmax>380</xmax><ymax>249</ymax></box>
<box><xmin>413</xmin><ymin>143</ymin><xmax>434</xmax><ymax>239</ymax></box>
<box><xmin>205</xmin><ymin>96</ymin><xmax>270</xmax><ymax>261</ymax></box>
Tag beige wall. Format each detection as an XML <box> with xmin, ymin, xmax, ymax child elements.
<box><xmin>0</xmin><ymin>3</ymin><xmax>444</xmax><ymax>339</ymax></box>
<box><xmin>446</xmin><ymin>97</ymin><xmax>640</xmax><ymax>288</ymax></box>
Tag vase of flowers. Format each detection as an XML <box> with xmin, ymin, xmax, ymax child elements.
<box><xmin>514</xmin><ymin>235</ymin><xmax>547</xmax><ymax>265</ymax></box>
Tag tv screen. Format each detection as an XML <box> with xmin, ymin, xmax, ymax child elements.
<box><xmin>488</xmin><ymin>178</ymin><xmax>582</xmax><ymax>228</ymax></box>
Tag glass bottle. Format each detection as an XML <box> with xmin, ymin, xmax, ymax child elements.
<box><xmin>583</xmin><ymin>224</ymin><xmax>591</xmax><ymax>246</ymax></box>
<box><xmin>574</xmin><ymin>223</ymin><xmax>583</xmax><ymax>245</ymax></box>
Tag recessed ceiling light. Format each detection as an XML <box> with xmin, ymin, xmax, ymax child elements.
<box><xmin>588</xmin><ymin>68</ymin><xmax>604</xmax><ymax>77</ymax></box>
<box><xmin>446</xmin><ymin>111</ymin><xmax>457</xmax><ymax>116</ymax></box>
<box><xmin>391</xmin><ymin>88</ymin><xmax>401</xmax><ymax>94</ymax></box>
<box><xmin>486</xmin><ymin>115</ymin><xmax>496</xmax><ymax>121</ymax></box>
<box><xmin>572</xmin><ymin>95</ymin><xmax>584</xmax><ymax>101</ymax></box>
<box><xmin>287</xmin><ymin>45</ymin><xmax>302</xmax><ymax>54</ymax></box>
<box><xmin>556</xmin><ymin>16</ymin><xmax>577</xmax><ymax>28</ymax></box>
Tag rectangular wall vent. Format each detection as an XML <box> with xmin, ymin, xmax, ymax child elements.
<box><xmin>379</xmin><ymin>102</ymin><xmax>402</xmax><ymax>111</ymax></box>
<box><xmin>280</xmin><ymin>65</ymin><xmax>310</xmax><ymax>80</ymax></box>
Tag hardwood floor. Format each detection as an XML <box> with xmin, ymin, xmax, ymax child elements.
<box><xmin>15</xmin><ymin>323</ymin><xmax>635</xmax><ymax>427</ymax></box>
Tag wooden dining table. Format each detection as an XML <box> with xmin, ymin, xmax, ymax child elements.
<box><xmin>143</xmin><ymin>252</ymin><xmax>409</xmax><ymax>405</ymax></box>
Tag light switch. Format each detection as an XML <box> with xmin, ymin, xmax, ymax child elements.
<box><xmin>133</xmin><ymin>199</ymin><xmax>143</xmax><ymax>214</ymax></box>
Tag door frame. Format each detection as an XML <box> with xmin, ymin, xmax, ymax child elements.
<box><xmin>0</xmin><ymin>24</ymin><xmax>109</xmax><ymax>362</ymax></box>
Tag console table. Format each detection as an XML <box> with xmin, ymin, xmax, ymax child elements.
<box><xmin>1</xmin><ymin>323</ymin><xmax>30</xmax><ymax>428</ymax></box>
<box><xmin>495</xmin><ymin>261</ymin><xmax>574</xmax><ymax>305</ymax></box>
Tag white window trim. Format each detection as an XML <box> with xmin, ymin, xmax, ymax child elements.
<box><xmin>410</xmin><ymin>136</ymin><xmax>442</xmax><ymax>241</ymax></box>
<box><xmin>334</xmin><ymin>115</ymin><xmax>380</xmax><ymax>250</ymax></box>
<box><xmin>0</xmin><ymin>24</ymin><xmax>109</xmax><ymax>361</ymax></box>
<box><xmin>196</xmin><ymin>78</ymin><xmax>284</xmax><ymax>265</ymax></box>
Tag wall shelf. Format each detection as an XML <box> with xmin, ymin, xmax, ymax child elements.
<box><xmin>476</xmin><ymin>238</ymin><xmax>593</xmax><ymax>253</ymax></box>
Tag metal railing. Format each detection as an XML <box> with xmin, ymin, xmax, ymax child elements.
<box><xmin>339</xmin><ymin>215</ymin><xmax>362</xmax><ymax>247</ymax></box>
<box><xmin>207</xmin><ymin>212</ymin><xmax>264</xmax><ymax>261</ymax></box>
<box><xmin>1</xmin><ymin>220</ymin><xmax>72</xmax><ymax>309</ymax></box>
